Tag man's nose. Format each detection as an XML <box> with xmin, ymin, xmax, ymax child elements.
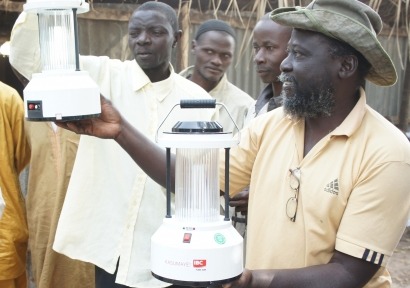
<box><xmin>136</xmin><ymin>31</ymin><xmax>150</xmax><ymax>45</ymax></box>
<box><xmin>253</xmin><ymin>50</ymin><xmax>265</xmax><ymax>64</ymax></box>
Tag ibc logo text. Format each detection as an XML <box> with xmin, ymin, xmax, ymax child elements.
<box><xmin>193</xmin><ymin>259</ymin><xmax>206</xmax><ymax>268</ymax></box>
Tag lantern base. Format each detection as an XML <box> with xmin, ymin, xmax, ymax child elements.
<box><xmin>151</xmin><ymin>217</ymin><xmax>243</xmax><ymax>287</ymax></box>
<box><xmin>23</xmin><ymin>71</ymin><xmax>101</xmax><ymax>121</ymax></box>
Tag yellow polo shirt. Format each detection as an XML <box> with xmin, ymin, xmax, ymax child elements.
<box><xmin>221</xmin><ymin>88</ymin><xmax>410</xmax><ymax>287</ymax></box>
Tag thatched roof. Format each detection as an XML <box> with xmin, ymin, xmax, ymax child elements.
<box><xmin>1</xmin><ymin>0</ymin><xmax>409</xmax><ymax>29</ymax></box>
<box><xmin>0</xmin><ymin>0</ymin><xmax>409</xmax><ymax>59</ymax></box>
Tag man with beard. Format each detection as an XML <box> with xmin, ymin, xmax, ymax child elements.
<box><xmin>10</xmin><ymin>2</ymin><xmax>214</xmax><ymax>288</ymax></box>
<box><xmin>180</xmin><ymin>19</ymin><xmax>254</xmax><ymax>133</ymax></box>
<box><xmin>55</xmin><ymin>0</ymin><xmax>410</xmax><ymax>287</ymax></box>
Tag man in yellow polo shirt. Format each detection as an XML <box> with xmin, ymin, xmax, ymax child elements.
<box><xmin>54</xmin><ymin>0</ymin><xmax>410</xmax><ymax>287</ymax></box>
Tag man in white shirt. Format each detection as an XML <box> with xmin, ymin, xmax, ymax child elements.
<box><xmin>10</xmin><ymin>2</ymin><xmax>214</xmax><ymax>288</ymax></box>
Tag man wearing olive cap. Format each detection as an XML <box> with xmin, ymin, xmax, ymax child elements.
<box><xmin>53</xmin><ymin>0</ymin><xmax>410</xmax><ymax>287</ymax></box>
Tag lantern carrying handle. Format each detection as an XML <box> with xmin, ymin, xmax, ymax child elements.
<box><xmin>155</xmin><ymin>99</ymin><xmax>241</xmax><ymax>143</ymax></box>
<box><xmin>180</xmin><ymin>99</ymin><xmax>216</xmax><ymax>108</ymax></box>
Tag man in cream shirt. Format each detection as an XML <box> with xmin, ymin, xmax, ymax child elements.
<box><xmin>10</xmin><ymin>2</ymin><xmax>216</xmax><ymax>288</ymax></box>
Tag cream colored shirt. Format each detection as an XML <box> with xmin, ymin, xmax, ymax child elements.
<box><xmin>9</xmin><ymin>12</ymin><xmax>215</xmax><ymax>287</ymax></box>
<box><xmin>221</xmin><ymin>88</ymin><xmax>410</xmax><ymax>287</ymax></box>
<box><xmin>24</xmin><ymin>122</ymin><xmax>95</xmax><ymax>288</ymax></box>
<box><xmin>52</xmin><ymin>57</ymin><xmax>215</xmax><ymax>287</ymax></box>
<box><xmin>180</xmin><ymin>66</ymin><xmax>255</xmax><ymax>133</ymax></box>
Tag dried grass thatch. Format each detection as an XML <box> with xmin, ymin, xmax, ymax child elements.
<box><xmin>1</xmin><ymin>0</ymin><xmax>409</xmax><ymax>70</ymax></box>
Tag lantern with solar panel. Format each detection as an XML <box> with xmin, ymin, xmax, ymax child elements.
<box><xmin>151</xmin><ymin>99</ymin><xmax>243</xmax><ymax>287</ymax></box>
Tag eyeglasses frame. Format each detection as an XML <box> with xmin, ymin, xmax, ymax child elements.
<box><xmin>287</xmin><ymin>167</ymin><xmax>301</xmax><ymax>222</ymax></box>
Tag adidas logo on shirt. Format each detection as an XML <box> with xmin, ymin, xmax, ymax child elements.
<box><xmin>324</xmin><ymin>179</ymin><xmax>339</xmax><ymax>195</ymax></box>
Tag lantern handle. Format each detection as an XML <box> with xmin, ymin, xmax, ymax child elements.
<box><xmin>180</xmin><ymin>99</ymin><xmax>216</xmax><ymax>108</ymax></box>
<box><xmin>155</xmin><ymin>99</ymin><xmax>240</xmax><ymax>143</ymax></box>
<box><xmin>215</xmin><ymin>101</ymin><xmax>241</xmax><ymax>137</ymax></box>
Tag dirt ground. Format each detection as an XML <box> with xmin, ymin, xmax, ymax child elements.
<box><xmin>388</xmin><ymin>227</ymin><xmax>410</xmax><ymax>288</ymax></box>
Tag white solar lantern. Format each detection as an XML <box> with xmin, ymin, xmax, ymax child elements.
<box><xmin>152</xmin><ymin>99</ymin><xmax>243</xmax><ymax>287</ymax></box>
<box><xmin>23</xmin><ymin>0</ymin><xmax>100</xmax><ymax>121</ymax></box>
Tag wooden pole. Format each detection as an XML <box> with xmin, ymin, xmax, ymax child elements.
<box><xmin>176</xmin><ymin>2</ymin><xmax>190</xmax><ymax>72</ymax></box>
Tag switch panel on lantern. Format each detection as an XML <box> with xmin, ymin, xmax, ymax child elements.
<box><xmin>27</xmin><ymin>100</ymin><xmax>43</xmax><ymax>118</ymax></box>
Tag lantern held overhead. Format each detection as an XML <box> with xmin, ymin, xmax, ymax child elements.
<box><xmin>23</xmin><ymin>0</ymin><xmax>100</xmax><ymax>121</ymax></box>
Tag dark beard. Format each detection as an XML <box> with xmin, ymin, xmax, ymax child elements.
<box><xmin>279</xmin><ymin>74</ymin><xmax>336</xmax><ymax>120</ymax></box>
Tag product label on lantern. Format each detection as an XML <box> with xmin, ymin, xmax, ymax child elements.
<box><xmin>193</xmin><ymin>259</ymin><xmax>206</xmax><ymax>268</ymax></box>
<box><xmin>164</xmin><ymin>259</ymin><xmax>190</xmax><ymax>267</ymax></box>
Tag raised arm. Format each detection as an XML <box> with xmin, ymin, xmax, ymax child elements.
<box><xmin>9</xmin><ymin>12</ymin><xmax>41</xmax><ymax>81</ymax></box>
<box><xmin>56</xmin><ymin>96</ymin><xmax>174</xmax><ymax>189</ymax></box>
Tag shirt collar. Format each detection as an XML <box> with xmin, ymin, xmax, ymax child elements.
<box><xmin>179</xmin><ymin>65</ymin><xmax>193</xmax><ymax>79</ymax></box>
<box><xmin>210</xmin><ymin>73</ymin><xmax>228</xmax><ymax>103</ymax></box>
<box><xmin>131</xmin><ymin>61</ymin><xmax>175</xmax><ymax>96</ymax></box>
<box><xmin>255</xmin><ymin>84</ymin><xmax>274</xmax><ymax>114</ymax></box>
<box><xmin>331</xmin><ymin>87</ymin><xmax>367</xmax><ymax>137</ymax></box>
<box><xmin>290</xmin><ymin>87</ymin><xmax>367</xmax><ymax>138</ymax></box>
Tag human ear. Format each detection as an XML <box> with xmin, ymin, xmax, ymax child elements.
<box><xmin>191</xmin><ymin>40</ymin><xmax>197</xmax><ymax>53</ymax></box>
<box><xmin>173</xmin><ymin>30</ymin><xmax>182</xmax><ymax>48</ymax></box>
<box><xmin>338</xmin><ymin>55</ymin><xmax>358</xmax><ymax>79</ymax></box>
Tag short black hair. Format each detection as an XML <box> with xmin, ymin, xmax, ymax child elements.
<box><xmin>195</xmin><ymin>19</ymin><xmax>236</xmax><ymax>41</ymax></box>
<box><xmin>137</xmin><ymin>1</ymin><xmax>178</xmax><ymax>32</ymax></box>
